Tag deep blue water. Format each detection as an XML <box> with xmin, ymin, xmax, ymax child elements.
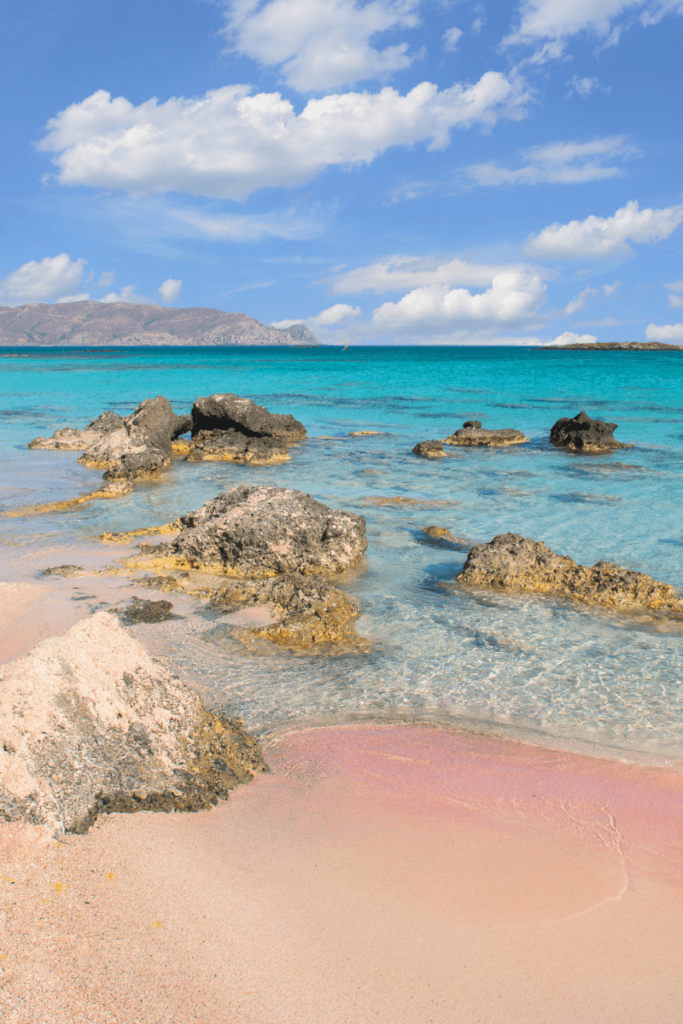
<box><xmin>1</xmin><ymin>345</ymin><xmax>682</xmax><ymax>760</ymax></box>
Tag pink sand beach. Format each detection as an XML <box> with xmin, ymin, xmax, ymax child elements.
<box><xmin>2</xmin><ymin>719</ymin><xmax>683</xmax><ymax>1024</ymax></box>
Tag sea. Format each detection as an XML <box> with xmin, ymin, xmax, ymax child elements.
<box><xmin>1</xmin><ymin>345</ymin><xmax>682</xmax><ymax>764</ymax></box>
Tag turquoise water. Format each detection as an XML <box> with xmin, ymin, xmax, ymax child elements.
<box><xmin>1</xmin><ymin>345</ymin><xmax>682</xmax><ymax>761</ymax></box>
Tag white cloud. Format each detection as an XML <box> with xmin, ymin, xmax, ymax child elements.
<box><xmin>40</xmin><ymin>75</ymin><xmax>530</xmax><ymax>201</ymax></box>
<box><xmin>56</xmin><ymin>293</ymin><xmax>91</xmax><ymax>303</ymax></box>
<box><xmin>272</xmin><ymin>302</ymin><xmax>360</xmax><ymax>329</ymax></box>
<box><xmin>472</xmin><ymin>16</ymin><xmax>485</xmax><ymax>33</ymax></box>
<box><xmin>223</xmin><ymin>0</ymin><xmax>420</xmax><ymax>92</ymax></box>
<box><xmin>97</xmin><ymin>270</ymin><xmax>115</xmax><ymax>287</ymax></box>
<box><xmin>325</xmin><ymin>254</ymin><xmax>538</xmax><ymax>294</ymax></box>
<box><xmin>602</xmin><ymin>280</ymin><xmax>621</xmax><ymax>296</ymax></box>
<box><xmin>505</xmin><ymin>0</ymin><xmax>683</xmax><ymax>48</ymax></box>
<box><xmin>562</xmin><ymin>280</ymin><xmax>621</xmax><ymax>313</ymax></box>
<box><xmin>567</xmin><ymin>75</ymin><xmax>611</xmax><ymax>97</ymax></box>
<box><xmin>645</xmin><ymin>322</ymin><xmax>683</xmax><ymax>341</ymax></box>
<box><xmin>370</xmin><ymin>268</ymin><xmax>547</xmax><ymax>334</ymax></box>
<box><xmin>0</xmin><ymin>254</ymin><xmax>87</xmax><ymax>305</ymax></box>
<box><xmin>159</xmin><ymin>278</ymin><xmax>182</xmax><ymax>302</ymax></box>
<box><xmin>443</xmin><ymin>26</ymin><xmax>463</xmax><ymax>50</ymax></box>
<box><xmin>525</xmin><ymin>200</ymin><xmax>683</xmax><ymax>259</ymax></box>
<box><xmin>666</xmin><ymin>280</ymin><xmax>683</xmax><ymax>308</ymax></box>
<box><xmin>466</xmin><ymin>136</ymin><xmax>635</xmax><ymax>187</ymax></box>
<box><xmin>170</xmin><ymin>205</ymin><xmax>329</xmax><ymax>241</ymax></box>
<box><xmin>549</xmin><ymin>331</ymin><xmax>598</xmax><ymax>345</ymax></box>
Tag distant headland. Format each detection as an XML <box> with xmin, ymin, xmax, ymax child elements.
<box><xmin>0</xmin><ymin>300</ymin><xmax>318</xmax><ymax>347</ymax></box>
<box><xmin>542</xmin><ymin>341</ymin><xmax>682</xmax><ymax>351</ymax></box>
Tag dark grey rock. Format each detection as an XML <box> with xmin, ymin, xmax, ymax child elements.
<box><xmin>549</xmin><ymin>411</ymin><xmax>632</xmax><ymax>452</ymax></box>
<box><xmin>87</xmin><ymin>410</ymin><xmax>125</xmax><ymax>433</ymax></box>
<box><xmin>80</xmin><ymin>396</ymin><xmax>186</xmax><ymax>479</ymax></box>
<box><xmin>191</xmin><ymin>393</ymin><xmax>306</xmax><ymax>441</ymax></box>
<box><xmin>121</xmin><ymin>597</ymin><xmax>175</xmax><ymax>623</ymax></box>
<box><xmin>139</xmin><ymin>485</ymin><xmax>367</xmax><ymax>576</ymax></box>
<box><xmin>444</xmin><ymin>422</ymin><xmax>528</xmax><ymax>446</ymax></box>
<box><xmin>40</xmin><ymin>565</ymin><xmax>85</xmax><ymax>577</ymax></box>
<box><xmin>413</xmin><ymin>440</ymin><xmax>445</xmax><ymax>458</ymax></box>
<box><xmin>462</xmin><ymin>420</ymin><xmax>482</xmax><ymax>429</ymax></box>
<box><xmin>185</xmin><ymin>428</ymin><xmax>289</xmax><ymax>465</ymax></box>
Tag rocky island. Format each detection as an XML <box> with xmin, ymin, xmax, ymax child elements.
<box><xmin>543</xmin><ymin>341</ymin><xmax>683</xmax><ymax>351</ymax></box>
<box><xmin>0</xmin><ymin>300</ymin><xmax>317</xmax><ymax>347</ymax></box>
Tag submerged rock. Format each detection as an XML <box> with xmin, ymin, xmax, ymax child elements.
<box><xmin>185</xmin><ymin>428</ymin><xmax>289</xmax><ymax>465</ymax></box>
<box><xmin>121</xmin><ymin>597</ymin><xmax>175</xmax><ymax>623</ymax></box>
<box><xmin>413</xmin><ymin>440</ymin><xmax>445</xmax><ymax>458</ymax></box>
<box><xmin>191</xmin><ymin>393</ymin><xmax>306</xmax><ymax>441</ymax></box>
<box><xmin>457</xmin><ymin>533</ymin><xmax>683</xmax><ymax>617</ymax></box>
<box><xmin>29</xmin><ymin>410</ymin><xmax>124</xmax><ymax>451</ymax></box>
<box><xmin>549</xmin><ymin>411</ymin><xmax>632</xmax><ymax>452</ymax></box>
<box><xmin>39</xmin><ymin>564</ymin><xmax>85</xmax><ymax>577</ymax></box>
<box><xmin>135</xmin><ymin>485</ymin><xmax>367</xmax><ymax>577</ymax></box>
<box><xmin>210</xmin><ymin>573</ymin><xmax>360</xmax><ymax>646</ymax></box>
<box><xmin>0</xmin><ymin>612</ymin><xmax>266</xmax><ymax>834</ymax></box>
<box><xmin>79</xmin><ymin>396</ymin><xmax>188</xmax><ymax>479</ymax></box>
<box><xmin>443</xmin><ymin>422</ymin><xmax>528</xmax><ymax>447</ymax></box>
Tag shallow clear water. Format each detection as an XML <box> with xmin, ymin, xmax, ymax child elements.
<box><xmin>1</xmin><ymin>345</ymin><xmax>682</xmax><ymax>761</ymax></box>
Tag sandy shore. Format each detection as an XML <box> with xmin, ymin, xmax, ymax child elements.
<box><xmin>2</xmin><ymin>722</ymin><xmax>682</xmax><ymax>1024</ymax></box>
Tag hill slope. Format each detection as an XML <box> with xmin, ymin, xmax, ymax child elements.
<box><xmin>0</xmin><ymin>301</ymin><xmax>318</xmax><ymax>347</ymax></box>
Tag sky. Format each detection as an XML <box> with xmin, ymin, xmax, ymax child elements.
<box><xmin>1</xmin><ymin>0</ymin><xmax>682</xmax><ymax>345</ymax></box>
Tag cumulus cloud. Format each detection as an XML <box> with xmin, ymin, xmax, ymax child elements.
<box><xmin>40</xmin><ymin>75</ymin><xmax>530</xmax><ymax>201</ymax></box>
<box><xmin>0</xmin><ymin>254</ymin><xmax>89</xmax><ymax>305</ymax></box>
<box><xmin>443</xmin><ymin>26</ymin><xmax>463</xmax><ymax>50</ymax></box>
<box><xmin>97</xmin><ymin>270</ymin><xmax>115</xmax><ymax>287</ymax></box>
<box><xmin>525</xmin><ymin>200</ymin><xmax>683</xmax><ymax>259</ymax></box>
<box><xmin>223</xmin><ymin>0</ymin><xmax>420</xmax><ymax>92</ymax></box>
<box><xmin>466</xmin><ymin>136</ymin><xmax>635</xmax><ymax>187</ymax></box>
<box><xmin>100</xmin><ymin>285</ymin><xmax>149</xmax><ymax>304</ymax></box>
<box><xmin>549</xmin><ymin>331</ymin><xmax>599</xmax><ymax>345</ymax></box>
<box><xmin>370</xmin><ymin>268</ymin><xmax>547</xmax><ymax>334</ymax></box>
<box><xmin>562</xmin><ymin>280</ymin><xmax>620</xmax><ymax>313</ymax></box>
<box><xmin>158</xmin><ymin>279</ymin><xmax>182</xmax><ymax>303</ymax></box>
<box><xmin>505</xmin><ymin>0</ymin><xmax>683</xmax><ymax>48</ymax></box>
<box><xmin>645</xmin><ymin>322</ymin><xmax>683</xmax><ymax>341</ymax></box>
<box><xmin>666</xmin><ymin>280</ymin><xmax>683</xmax><ymax>308</ymax></box>
<box><xmin>325</xmin><ymin>254</ymin><xmax>537</xmax><ymax>294</ymax></box>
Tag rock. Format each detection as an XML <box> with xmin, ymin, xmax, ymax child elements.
<box><xmin>413</xmin><ymin>440</ymin><xmax>445</xmax><ymax>458</ymax></box>
<box><xmin>549</xmin><ymin>411</ymin><xmax>632</xmax><ymax>452</ymax></box>
<box><xmin>136</xmin><ymin>575</ymin><xmax>186</xmax><ymax>592</ymax></box>
<box><xmin>134</xmin><ymin>485</ymin><xmax>367</xmax><ymax>577</ymax></box>
<box><xmin>422</xmin><ymin>526</ymin><xmax>452</xmax><ymax>539</ymax></box>
<box><xmin>421</xmin><ymin>526</ymin><xmax>471</xmax><ymax>549</ymax></box>
<box><xmin>210</xmin><ymin>573</ymin><xmax>360</xmax><ymax>646</ymax></box>
<box><xmin>0</xmin><ymin>612</ymin><xmax>266</xmax><ymax>833</ymax></box>
<box><xmin>121</xmin><ymin>597</ymin><xmax>175</xmax><ymax>623</ymax></box>
<box><xmin>79</xmin><ymin>396</ymin><xmax>187</xmax><ymax>479</ymax></box>
<box><xmin>457</xmin><ymin>533</ymin><xmax>683</xmax><ymax>617</ymax></box>
<box><xmin>191</xmin><ymin>394</ymin><xmax>306</xmax><ymax>441</ymax></box>
<box><xmin>185</xmin><ymin>428</ymin><xmax>289</xmax><ymax>465</ymax></box>
<box><xmin>29</xmin><ymin>410</ymin><xmax>124</xmax><ymax>451</ymax></box>
<box><xmin>39</xmin><ymin>565</ymin><xmax>85</xmax><ymax>577</ymax></box>
<box><xmin>443</xmin><ymin>422</ymin><xmax>528</xmax><ymax>447</ymax></box>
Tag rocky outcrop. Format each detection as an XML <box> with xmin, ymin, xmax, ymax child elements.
<box><xmin>121</xmin><ymin>597</ymin><xmax>175</xmax><ymax>623</ymax></box>
<box><xmin>413</xmin><ymin>440</ymin><xmax>445</xmax><ymax>458</ymax></box>
<box><xmin>210</xmin><ymin>573</ymin><xmax>359</xmax><ymax>646</ymax></box>
<box><xmin>0</xmin><ymin>300</ymin><xmax>319</xmax><ymax>347</ymax></box>
<box><xmin>134</xmin><ymin>485</ymin><xmax>367</xmax><ymax>577</ymax></box>
<box><xmin>0</xmin><ymin>612</ymin><xmax>266</xmax><ymax>834</ymax></box>
<box><xmin>29</xmin><ymin>410</ymin><xmax>124</xmax><ymax>451</ymax></box>
<box><xmin>79</xmin><ymin>396</ymin><xmax>189</xmax><ymax>479</ymax></box>
<box><xmin>192</xmin><ymin>394</ymin><xmax>306</xmax><ymax>441</ymax></box>
<box><xmin>457</xmin><ymin>533</ymin><xmax>683</xmax><ymax>617</ymax></box>
<box><xmin>549</xmin><ymin>411</ymin><xmax>632</xmax><ymax>452</ymax></box>
<box><xmin>444</xmin><ymin>422</ymin><xmax>528</xmax><ymax>447</ymax></box>
<box><xmin>178</xmin><ymin>394</ymin><xmax>307</xmax><ymax>464</ymax></box>
<box><xmin>543</xmin><ymin>341</ymin><xmax>683</xmax><ymax>351</ymax></box>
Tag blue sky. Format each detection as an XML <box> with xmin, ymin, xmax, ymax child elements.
<box><xmin>1</xmin><ymin>0</ymin><xmax>682</xmax><ymax>344</ymax></box>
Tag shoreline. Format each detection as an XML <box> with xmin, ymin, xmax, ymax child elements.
<box><xmin>2</xmin><ymin>720</ymin><xmax>683</xmax><ymax>1023</ymax></box>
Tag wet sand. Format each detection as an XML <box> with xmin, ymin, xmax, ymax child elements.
<box><xmin>2</xmin><ymin>723</ymin><xmax>682</xmax><ymax>1024</ymax></box>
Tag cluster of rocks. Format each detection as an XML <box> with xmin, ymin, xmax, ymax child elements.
<box><xmin>131</xmin><ymin>485</ymin><xmax>368</xmax><ymax>647</ymax></box>
<box><xmin>413</xmin><ymin>420</ymin><xmax>529</xmax><ymax>457</ymax></box>
<box><xmin>413</xmin><ymin>412</ymin><xmax>631</xmax><ymax>458</ymax></box>
<box><xmin>0</xmin><ymin>612</ymin><xmax>266</xmax><ymax>834</ymax></box>
<box><xmin>456</xmin><ymin>533</ymin><xmax>683</xmax><ymax>617</ymax></box>
<box><xmin>28</xmin><ymin>393</ymin><xmax>308</xmax><ymax>504</ymax></box>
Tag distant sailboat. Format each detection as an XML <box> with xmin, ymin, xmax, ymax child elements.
<box><xmin>343</xmin><ymin>338</ymin><xmax>349</xmax><ymax>350</ymax></box>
